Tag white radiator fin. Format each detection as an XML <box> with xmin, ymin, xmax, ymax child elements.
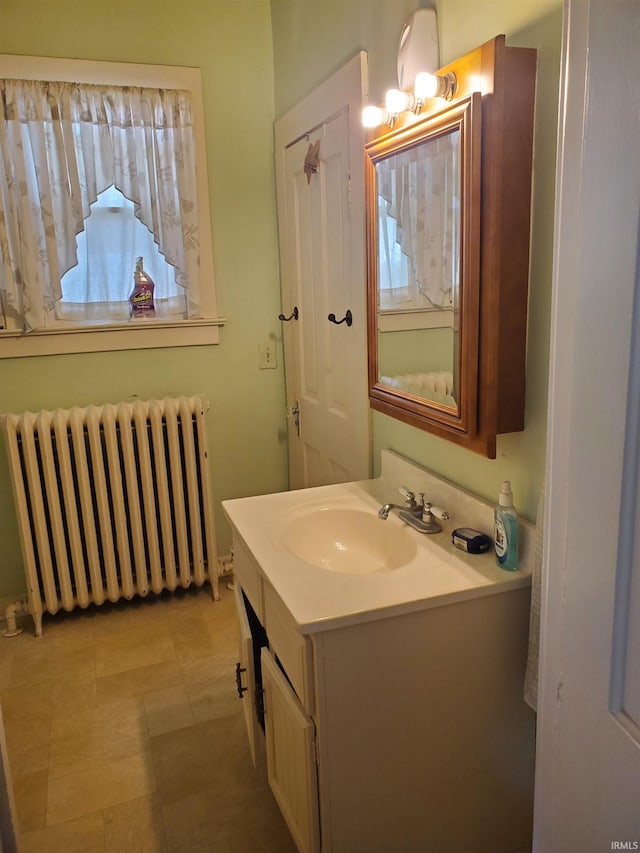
<box><xmin>2</xmin><ymin>396</ymin><xmax>219</xmax><ymax>635</ymax></box>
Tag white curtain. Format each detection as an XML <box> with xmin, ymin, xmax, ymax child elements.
<box><xmin>0</xmin><ymin>79</ymin><xmax>200</xmax><ymax>331</ymax></box>
<box><xmin>377</xmin><ymin>129</ymin><xmax>459</xmax><ymax>309</ymax></box>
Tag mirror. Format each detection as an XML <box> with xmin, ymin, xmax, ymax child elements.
<box><xmin>365</xmin><ymin>36</ymin><xmax>537</xmax><ymax>458</ymax></box>
<box><xmin>366</xmin><ymin>94</ymin><xmax>481</xmax><ymax>440</ymax></box>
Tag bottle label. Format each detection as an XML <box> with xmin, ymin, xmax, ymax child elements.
<box><xmin>495</xmin><ymin>514</ymin><xmax>508</xmax><ymax>561</ymax></box>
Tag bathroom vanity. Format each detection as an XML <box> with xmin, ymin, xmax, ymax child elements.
<box><xmin>223</xmin><ymin>451</ymin><xmax>536</xmax><ymax>852</ymax></box>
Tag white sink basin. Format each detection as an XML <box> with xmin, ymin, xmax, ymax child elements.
<box><xmin>280</xmin><ymin>507</ymin><xmax>417</xmax><ymax>574</ymax></box>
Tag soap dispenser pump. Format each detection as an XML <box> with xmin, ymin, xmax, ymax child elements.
<box><xmin>494</xmin><ymin>480</ymin><xmax>519</xmax><ymax>571</ymax></box>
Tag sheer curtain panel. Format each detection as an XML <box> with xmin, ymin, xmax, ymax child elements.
<box><xmin>0</xmin><ymin>79</ymin><xmax>200</xmax><ymax>332</ymax></box>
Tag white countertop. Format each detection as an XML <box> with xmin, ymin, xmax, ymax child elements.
<box><xmin>222</xmin><ymin>452</ymin><xmax>533</xmax><ymax>634</ymax></box>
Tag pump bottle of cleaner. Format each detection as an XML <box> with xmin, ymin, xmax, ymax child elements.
<box><xmin>494</xmin><ymin>480</ymin><xmax>519</xmax><ymax>570</ymax></box>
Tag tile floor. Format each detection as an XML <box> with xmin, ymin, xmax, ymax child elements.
<box><xmin>0</xmin><ymin>581</ymin><xmax>296</xmax><ymax>852</ymax></box>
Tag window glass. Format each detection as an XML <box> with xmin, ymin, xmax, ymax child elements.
<box><xmin>58</xmin><ymin>185</ymin><xmax>187</xmax><ymax>324</ymax></box>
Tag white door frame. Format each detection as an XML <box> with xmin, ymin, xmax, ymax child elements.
<box><xmin>535</xmin><ymin>0</ymin><xmax>640</xmax><ymax>847</ymax></box>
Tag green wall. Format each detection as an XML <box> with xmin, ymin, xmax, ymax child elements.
<box><xmin>0</xmin><ymin>0</ymin><xmax>562</xmax><ymax>602</ymax></box>
<box><xmin>0</xmin><ymin>0</ymin><xmax>287</xmax><ymax>599</ymax></box>
<box><xmin>271</xmin><ymin>0</ymin><xmax>563</xmax><ymax>521</ymax></box>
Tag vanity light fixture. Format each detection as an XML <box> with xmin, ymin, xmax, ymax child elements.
<box><xmin>361</xmin><ymin>72</ymin><xmax>457</xmax><ymax>129</ymax></box>
<box><xmin>414</xmin><ymin>71</ymin><xmax>457</xmax><ymax>103</ymax></box>
<box><xmin>362</xmin><ymin>105</ymin><xmax>393</xmax><ymax>129</ymax></box>
<box><xmin>384</xmin><ymin>87</ymin><xmax>416</xmax><ymax>117</ymax></box>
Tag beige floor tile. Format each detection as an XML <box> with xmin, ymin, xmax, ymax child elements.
<box><xmin>151</xmin><ymin>714</ymin><xmax>239</xmax><ymax>804</ymax></box>
<box><xmin>4</xmin><ymin>586</ymin><xmax>295</xmax><ymax>850</ymax></box>
<box><xmin>9</xmin><ymin>641</ymin><xmax>95</xmax><ymax>688</ymax></box>
<box><xmin>90</xmin><ymin>600</ymin><xmax>138</xmax><ymax>637</ymax></box>
<box><xmin>37</xmin><ymin>611</ymin><xmax>95</xmax><ymax>649</ymax></box>
<box><xmin>0</xmin><ymin>679</ymin><xmax>52</xmax><ymax>729</ymax></box>
<box><xmin>49</xmin><ymin>696</ymin><xmax>148</xmax><ymax>770</ymax></box>
<box><xmin>160</xmin><ymin>784</ymin><xmax>233</xmax><ymax>853</ymax></box>
<box><xmin>96</xmin><ymin>659</ymin><xmax>184</xmax><ymax>706</ymax></box>
<box><xmin>19</xmin><ymin>810</ymin><xmax>105</xmax><ymax>853</ymax></box>
<box><xmin>143</xmin><ymin>685</ymin><xmax>195</xmax><ymax>737</ymax></box>
<box><xmin>1</xmin><ymin>722</ymin><xmax>51</xmax><ymax>777</ymax></box>
<box><xmin>161</xmin><ymin>779</ymin><xmax>295</xmax><ymax>853</ymax></box>
<box><xmin>181</xmin><ymin>650</ymin><xmax>239</xmax><ymax>724</ymax></box>
<box><xmin>47</xmin><ymin>745</ymin><xmax>156</xmax><ymax>824</ymax></box>
<box><xmin>94</xmin><ymin>622</ymin><xmax>176</xmax><ymax>678</ymax></box>
<box><xmin>51</xmin><ymin>671</ymin><xmax>99</xmax><ymax>716</ymax></box>
<box><xmin>168</xmin><ymin>612</ymin><xmax>216</xmax><ymax>662</ymax></box>
<box><xmin>1</xmin><ymin>681</ymin><xmax>52</xmax><ymax>779</ymax></box>
<box><xmin>0</xmin><ymin>640</ymin><xmax>16</xmax><ymax>690</ymax></box>
<box><xmin>104</xmin><ymin>791</ymin><xmax>167</xmax><ymax>853</ymax></box>
<box><xmin>199</xmin><ymin>583</ymin><xmax>238</xmax><ymax>639</ymax></box>
<box><xmin>219</xmin><ymin>715</ymin><xmax>269</xmax><ymax>799</ymax></box>
<box><xmin>12</xmin><ymin>767</ymin><xmax>48</xmax><ymax>831</ymax></box>
<box><xmin>228</xmin><ymin>816</ymin><xmax>297</xmax><ymax>853</ymax></box>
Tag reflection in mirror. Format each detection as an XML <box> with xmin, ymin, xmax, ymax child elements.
<box><xmin>366</xmin><ymin>93</ymin><xmax>481</xmax><ymax>441</ymax></box>
<box><xmin>376</xmin><ymin>126</ymin><xmax>460</xmax><ymax>409</ymax></box>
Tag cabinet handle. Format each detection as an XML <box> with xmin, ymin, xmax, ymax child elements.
<box><xmin>235</xmin><ymin>662</ymin><xmax>248</xmax><ymax>698</ymax></box>
<box><xmin>328</xmin><ymin>309</ymin><xmax>352</xmax><ymax>327</ymax></box>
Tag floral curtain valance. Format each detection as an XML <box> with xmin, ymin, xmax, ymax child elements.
<box><xmin>0</xmin><ymin>78</ymin><xmax>200</xmax><ymax>331</ymax></box>
<box><xmin>376</xmin><ymin>130</ymin><xmax>460</xmax><ymax>309</ymax></box>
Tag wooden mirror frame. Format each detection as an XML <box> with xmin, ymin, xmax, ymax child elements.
<box><xmin>365</xmin><ymin>35</ymin><xmax>537</xmax><ymax>458</ymax></box>
<box><xmin>366</xmin><ymin>94</ymin><xmax>482</xmax><ymax>443</ymax></box>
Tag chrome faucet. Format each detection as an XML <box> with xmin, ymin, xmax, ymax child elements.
<box><xmin>378</xmin><ymin>486</ymin><xmax>449</xmax><ymax>534</ymax></box>
<box><xmin>378</xmin><ymin>486</ymin><xmax>420</xmax><ymax>519</ymax></box>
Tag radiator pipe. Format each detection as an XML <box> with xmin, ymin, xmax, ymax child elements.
<box><xmin>2</xmin><ymin>600</ymin><xmax>27</xmax><ymax>638</ymax></box>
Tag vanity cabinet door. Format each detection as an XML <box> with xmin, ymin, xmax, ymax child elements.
<box><xmin>261</xmin><ymin>648</ymin><xmax>320</xmax><ymax>853</ymax></box>
<box><xmin>234</xmin><ymin>584</ymin><xmax>264</xmax><ymax>771</ymax></box>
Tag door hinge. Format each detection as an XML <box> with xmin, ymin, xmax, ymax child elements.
<box><xmin>312</xmin><ymin>737</ymin><xmax>319</xmax><ymax>767</ymax></box>
<box><xmin>347</xmin><ymin>172</ymin><xmax>352</xmax><ymax>209</ymax></box>
<box><xmin>287</xmin><ymin>401</ymin><xmax>301</xmax><ymax>436</ymax></box>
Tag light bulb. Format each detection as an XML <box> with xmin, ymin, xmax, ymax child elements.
<box><xmin>414</xmin><ymin>72</ymin><xmax>438</xmax><ymax>100</ymax></box>
<box><xmin>413</xmin><ymin>71</ymin><xmax>457</xmax><ymax>102</ymax></box>
<box><xmin>361</xmin><ymin>105</ymin><xmax>389</xmax><ymax>128</ymax></box>
<box><xmin>384</xmin><ymin>88</ymin><xmax>415</xmax><ymax>115</ymax></box>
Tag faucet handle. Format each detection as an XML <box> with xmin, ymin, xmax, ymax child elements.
<box><xmin>398</xmin><ymin>486</ymin><xmax>416</xmax><ymax>505</ymax></box>
<box><xmin>429</xmin><ymin>505</ymin><xmax>450</xmax><ymax>521</ymax></box>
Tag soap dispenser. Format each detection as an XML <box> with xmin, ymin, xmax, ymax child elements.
<box><xmin>494</xmin><ymin>480</ymin><xmax>519</xmax><ymax>571</ymax></box>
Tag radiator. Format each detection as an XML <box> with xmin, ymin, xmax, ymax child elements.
<box><xmin>1</xmin><ymin>396</ymin><xmax>219</xmax><ymax>636</ymax></box>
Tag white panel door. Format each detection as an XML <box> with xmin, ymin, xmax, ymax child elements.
<box><xmin>535</xmin><ymin>1</ymin><xmax>640</xmax><ymax>848</ymax></box>
<box><xmin>275</xmin><ymin>53</ymin><xmax>370</xmax><ymax>490</ymax></box>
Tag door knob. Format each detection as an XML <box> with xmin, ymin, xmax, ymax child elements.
<box><xmin>328</xmin><ymin>309</ymin><xmax>352</xmax><ymax>327</ymax></box>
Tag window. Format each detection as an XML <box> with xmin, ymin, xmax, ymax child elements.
<box><xmin>59</xmin><ymin>185</ymin><xmax>186</xmax><ymax>324</ymax></box>
<box><xmin>0</xmin><ymin>55</ymin><xmax>222</xmax><ymax>357</ymax></box>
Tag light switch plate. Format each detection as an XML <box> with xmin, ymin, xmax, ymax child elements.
<box><xmin>258</xmin><ymin>343</ymin><xmax>277</xmax><ymax>369</ymax></box>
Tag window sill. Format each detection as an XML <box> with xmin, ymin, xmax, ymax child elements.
<box><xmin>0</xmin><ymin>317</ymin><xmax>226</xmax><ymax>358</ymax></box>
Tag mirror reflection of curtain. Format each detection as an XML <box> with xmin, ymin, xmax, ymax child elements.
<box><xmin>377</xmin><ymin>128</ymin><xmax>459</xmax><ymax>310</ymax></box>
